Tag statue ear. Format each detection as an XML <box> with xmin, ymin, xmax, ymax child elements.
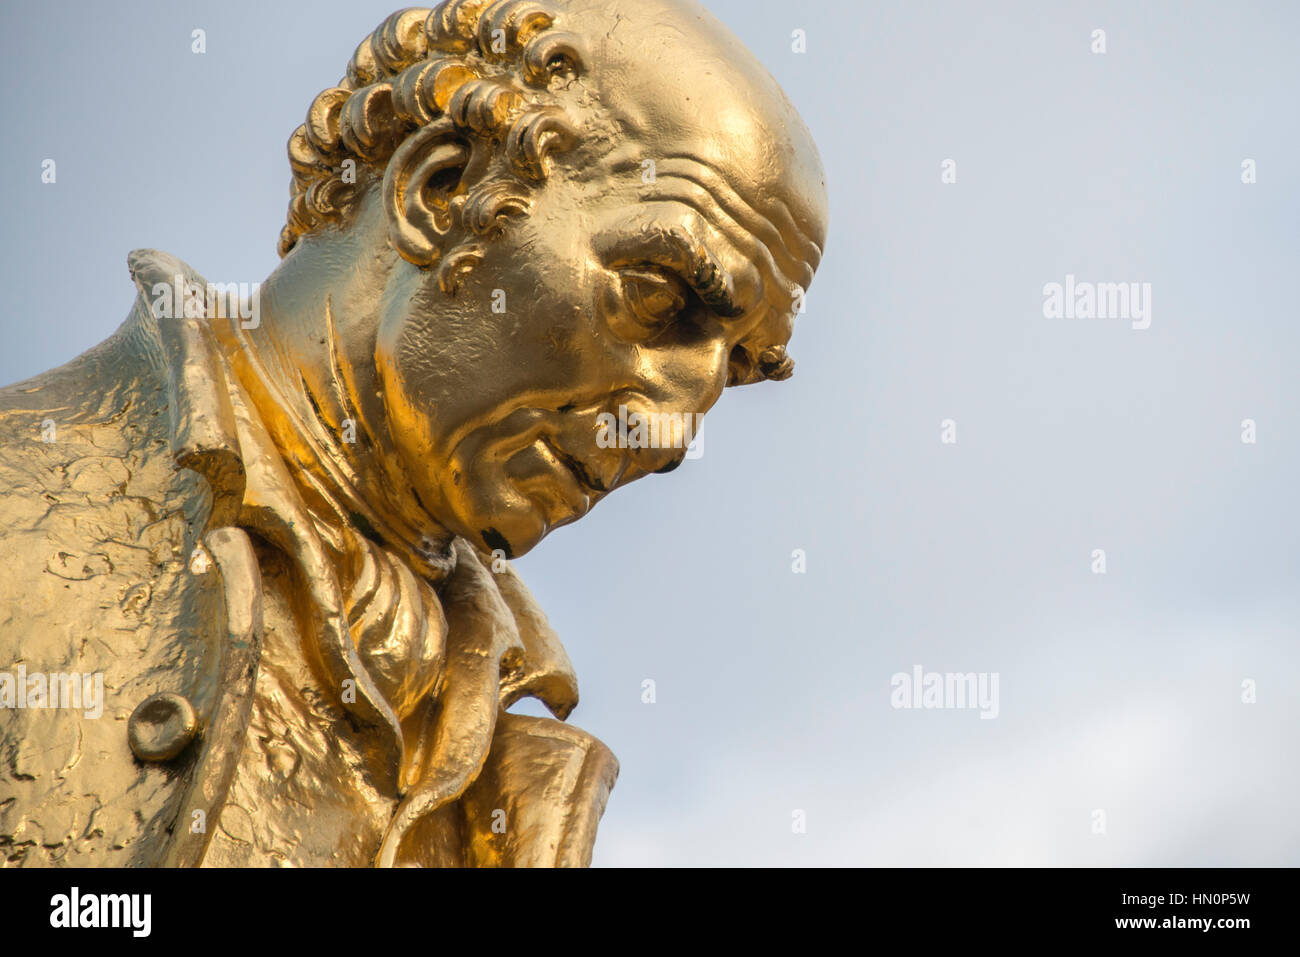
<box><xmin>382</xmin><ymin>119</ymin><xmax>472</xmax><ymax>266</ymax></box>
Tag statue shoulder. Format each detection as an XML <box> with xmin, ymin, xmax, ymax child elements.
<box><xmin>0</xmin><ymin>296</ymin><xmax>232</xmax><ymax>867</ymax></box>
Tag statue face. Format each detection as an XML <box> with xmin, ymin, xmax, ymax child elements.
<box><xmin>370</xmin><ymin>0</ymin><xmax>828</xmax><ymax>558</ymax></box>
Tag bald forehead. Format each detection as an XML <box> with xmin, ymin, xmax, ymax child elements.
<box><xmin>566</xmin><ymin>0</ymin><xmax>828</xmax><ymax>258</ymax></box>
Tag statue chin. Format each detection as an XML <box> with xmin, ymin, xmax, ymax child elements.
<box><xmin>446</xmin><ymin>469</ymin><xmax>596</xmax><ymax>561</ymax></box>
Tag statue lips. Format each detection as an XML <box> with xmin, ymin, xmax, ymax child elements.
<box><xmin>546</xmin><ymin>407</ymin><xmax>634</xmax><ymax>494</ymax></box>
<box><xmin>515</xmin><ymin>421</ymin><xmax>633</xmax><ymax>521</ymax></box>
<box><xmin>521</xmin><ymin>437</ymin><xmax>595</xmax><ymax>524</ymax></box>
<box><xmin>451</xmin><ymin>405</ymin><xmax>631</xmax><ymax>530</ymax></box>
<box><xmin>455</xmin><ymin>401</ymin><xmax>627</xmax><ymax>480</ymax></box>
<box><xmin>546</xmin><ymin>439</ymin><xmax>628</xmax><ymax>495</ymax></box>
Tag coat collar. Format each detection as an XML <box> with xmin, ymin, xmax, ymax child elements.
<box><xmin>122</xmin><ymin>248</ymin><xmax>598</xmax><ymax>866</ymax></box>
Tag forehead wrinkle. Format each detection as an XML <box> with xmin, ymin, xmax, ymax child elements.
<box><xmin>608</xmin><ymin>155</ymin><xmax>819</xmax><ymax>289</ymax></box>
<box><xmin>655</xmin><ymin>154</ymin><xmax>822</xmax><ymax>272</ymax></box>
<box><xmin>643</xmin><ymin>184</ymin><xmax>806</xmax><ymax>312</ymax></box>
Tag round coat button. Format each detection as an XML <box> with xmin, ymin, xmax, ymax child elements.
<box><xmin>128</xmin><ymin>692</ymin><xmax>199</xmax><ymax>761</ymax></box>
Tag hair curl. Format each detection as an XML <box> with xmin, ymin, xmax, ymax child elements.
<box><xmin>280</xmin><ymin>1</ymin><xmax>590</xmax><ymax>292</ymax></box>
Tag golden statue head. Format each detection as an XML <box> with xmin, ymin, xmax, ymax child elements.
<box><xmin>248</xmin><ymin>0</ymin><xmax>828</xmax><ymax>561</ymax></box>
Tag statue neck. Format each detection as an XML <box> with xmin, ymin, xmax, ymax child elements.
<box><xmin>212</xmin><ymin>278</ymin><xmax>456</xmax><ymax>583</ymax></box>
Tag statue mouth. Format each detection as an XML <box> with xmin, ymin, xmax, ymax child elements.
<box><xmin>542</xmin><ymin>437</ymin><xmax>622</xmax><ymax>495</ymax></box>
<box><xmin>443</xmin><ymin>406</ymin><xmax>636</xmax><ymax>533</ymax></box>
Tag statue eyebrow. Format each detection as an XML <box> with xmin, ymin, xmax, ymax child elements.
<box><xmin>652</xmin><ymin>155</ymin><xmax>821</xmax><ymax>284</ymax></box>
<box><xmin>627</xmin><ymin>226</ymin><xmax>746</xmax><ymax>319</ymax></box>
<box><xmin>626</xmin><ymin>172</ymin><xmax>808</xmax><ymax>325</ymax></box>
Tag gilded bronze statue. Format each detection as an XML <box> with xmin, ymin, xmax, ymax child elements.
<box><xmin>0</xmin><ymin>0</ymin><xmax>826</xmax><ymax>867</ymax></box>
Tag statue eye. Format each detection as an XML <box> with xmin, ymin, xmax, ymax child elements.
<box><xmin>619</xmin><ymin>268</ymin><xmax>689</xmax><ymax>332</ymax></box>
